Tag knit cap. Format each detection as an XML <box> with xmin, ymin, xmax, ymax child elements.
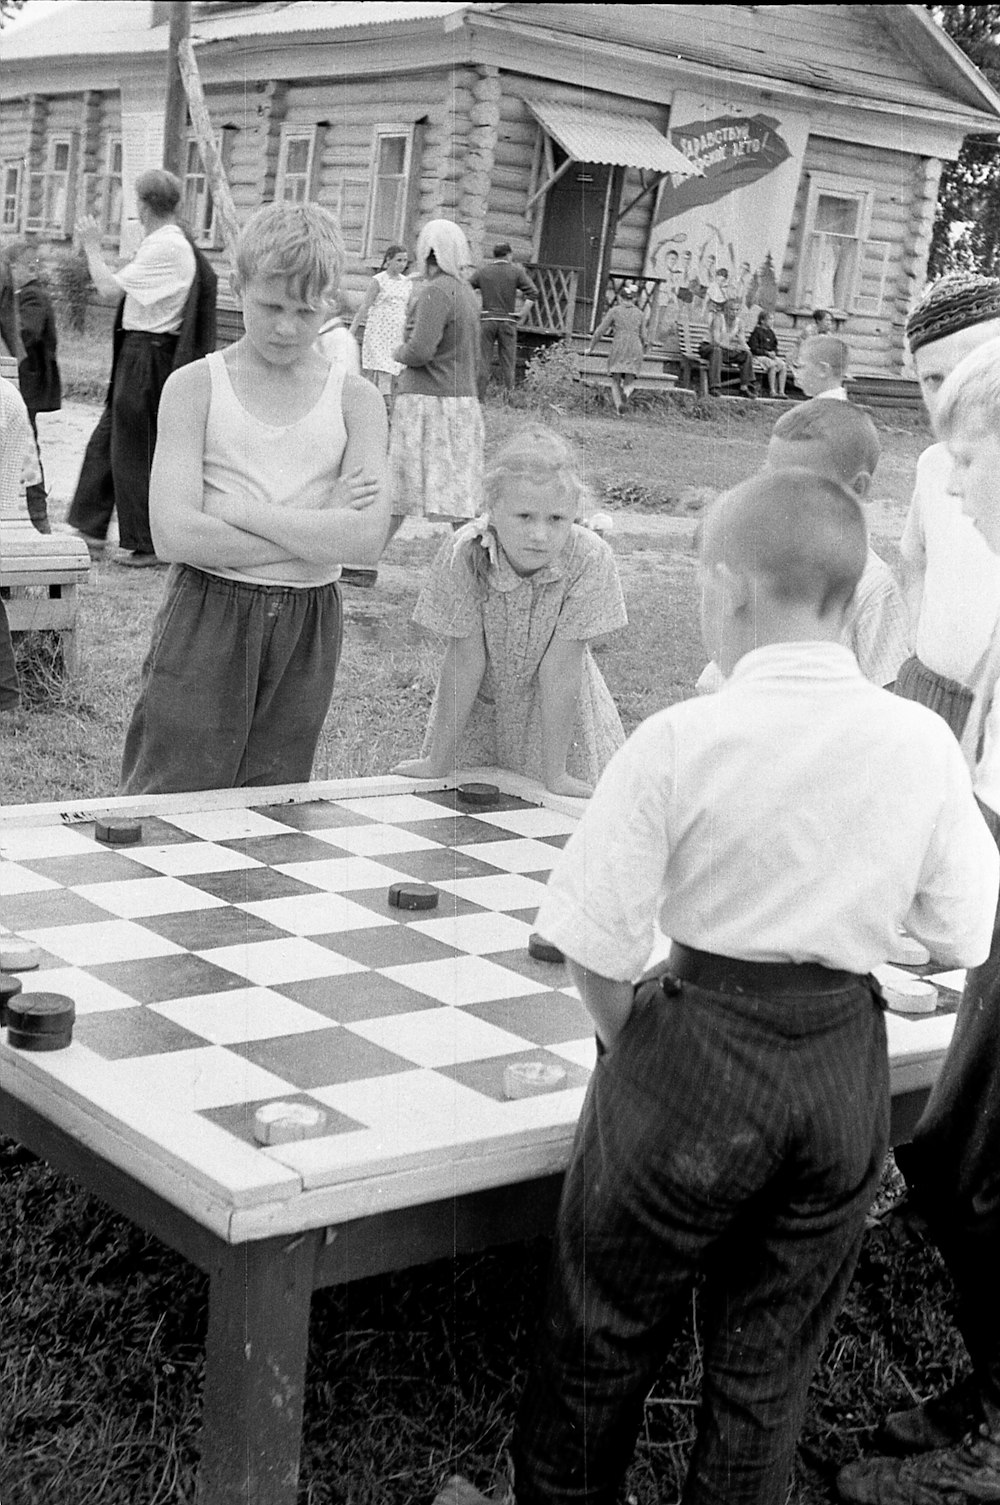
<box><xmin>906</xmin><ymin>271</ymin><xmax>1000</xmax><ymax>354</ymax></box>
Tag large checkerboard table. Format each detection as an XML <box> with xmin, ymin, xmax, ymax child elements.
<box><xmin>0</xmin><ymin>772</ymin><xmax>965</xmax><ymax>1505</ymax></box>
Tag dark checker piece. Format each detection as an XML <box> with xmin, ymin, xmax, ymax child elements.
<box><xmin>529</xmin><ymin>932</ymin><xmax>565</xmax><ymax>964</ymax></box>
<box><xmin>6</xmin><ymin>992</ymin><xmax>75</xmax><ymax>1052</ymax></box>
<box><xmin>456</xmin><ymin>782</ymin><xmax>500</xmax><ymax>808</ymax></box>
<box><xmin>95</xmin><ymin>818</ymin><xmax>143</xmax><ymax>846</ymax></box>
<box><xmin>388</xmin><ymin>881</ymin><xmax>439</xmax><ymax>912</ymax></box>
<box><xmin>0</xmin><ymin>971</ymin><xmax>22</xmax><ymax>1027</ymax></box>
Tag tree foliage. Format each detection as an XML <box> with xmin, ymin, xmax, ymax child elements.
<box><xmin>0</xmin><ymin>0</ymin><xmax>27</xmax><ymax>26</ymax></box>
<box><xmin>926</xmin><ymin>6</ymin><xmax>1000</xmax><ymax>276</ymax></box>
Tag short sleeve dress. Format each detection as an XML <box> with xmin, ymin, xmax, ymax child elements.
<box><xmin>360</xmin><ymin>271</ymin><xmax>412</xmax><ymax>377</ymax></box>
<box><xmin>414</xmin><ymin>525</ymin><xmax>628</xmax><ymax>784</ymax></box>
<box><xmin>604</xmin><ymin>302</ymin><xmax>646</xmax><ymax>377</ymax></box>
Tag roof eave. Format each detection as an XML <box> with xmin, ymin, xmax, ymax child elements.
<box><xmin>880</xmin><ymin>4</ymin><xmax>1000</xmax><ymax>120</ymax></box>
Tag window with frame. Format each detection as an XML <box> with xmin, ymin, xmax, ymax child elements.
<box><xmin>24</xmin><ymin>134</ymin><xmax>76</xmax><ymax>236</ymax></box>
<box><xmin>182</xmin><ymin>135</ymin><xmax>232</xmax><ymax>248</ymax></box>
<box><xmin>1</xmin><ymin>162</ymin><xmax>21</xmax><ymax>230</ymax></box>
<box><xmin>363</xmin><ymin>126</ymin><xmax>413</xmax><ymax>260</ymax></box>
<box><xmin>795</xmin><ymin>177</ymin><xmax>874</xmax><ymax>315</ymax></box>
<box><xmin>100</xmin><ymin>137</ymin><xmax>124</xmax><ymax>238</ymax></box>
<box><xmin>276</xmin><ymin>128</ymin><xmax>318</xmax><ymax>204</ymax></box>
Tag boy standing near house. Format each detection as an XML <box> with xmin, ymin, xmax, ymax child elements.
<box><xmin>119</xmin><ymin>203</ymin><xmax>388</xmax><ymax>794</ymax></box>
<box><xmin>437</xmin><ymin>469</ymin><xmax>997</xmax><ymax>1505</ymax></box>
<box><xmin>795</xmin><ymin>333</ymin><xmax>850</xmax><ymax>399</ymax></box>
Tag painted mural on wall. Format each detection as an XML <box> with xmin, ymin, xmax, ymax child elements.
<box><xmin>645</xmin><ymin>94</ymin><xmax>810</xmax><ymax>336</ymax></box>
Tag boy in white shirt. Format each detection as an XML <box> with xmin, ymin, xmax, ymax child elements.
<box><xmin>438</xmin><ymin>470</ymin><xmax>997</xmax><ymax>1505</ymax></box>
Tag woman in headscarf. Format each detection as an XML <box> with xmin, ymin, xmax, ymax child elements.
<box><xmin>386</xmin><ymin>219</ymin><xmax>483</xmax><ymax>539</ymax></box>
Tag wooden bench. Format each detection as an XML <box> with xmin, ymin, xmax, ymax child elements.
<box><xmin>1</xmin><ymin>356</ymin><xmax>90</xmax><ymax>676</ymax></box>
<box><xmin>665</xmin><ymin>322</ymin><xmax>799</xmax><ymax>397</ymax></box>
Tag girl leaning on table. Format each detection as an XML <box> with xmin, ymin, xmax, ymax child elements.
<box><xmin>393</xmin><ymin>424</ymin><xmax>627</xmax><ymax>798</ymax></box>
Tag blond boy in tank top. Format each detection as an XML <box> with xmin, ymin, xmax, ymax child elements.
<box><xmin>119</xmin><ymin>203</ymin><xmax>389</xmax><ymax>794</ymax></box>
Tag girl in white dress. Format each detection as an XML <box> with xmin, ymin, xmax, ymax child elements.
<box><xmin>349</xmin><ymin>244</ymin><xmax>411</xmax><ymax>406</ymax></box>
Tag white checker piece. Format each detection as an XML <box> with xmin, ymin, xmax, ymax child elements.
<box><xmin>151</xmin><ymin>987</ymin><xmax>339</xmax><ymax>1045</ymax></box>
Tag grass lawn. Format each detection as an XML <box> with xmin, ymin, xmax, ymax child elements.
<box><xmin>0</xmin><ymin>390</ymin><xmax>964</xmax><ymax>1505</ymax></box>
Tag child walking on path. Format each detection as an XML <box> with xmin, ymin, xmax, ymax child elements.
<box><xmin>119</xmin><ymin>203</ymin><xmax>388</xmax><ymax>795</ymax></box>
<box><xmin>437</xmin><ymin>470</ymin><xmax>997</xmax><ymax>1505</ymax></box>
<box><xmin>394</xmin><ymin>426</ymin><xmax>626</xmax><ymax>798</ymax></box>
<box><xmin>587</xmin><ymin>283</ymin><xmax>648</xmax><ymax>413</ymax></box>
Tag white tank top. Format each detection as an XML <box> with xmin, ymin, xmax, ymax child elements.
<box><xmin>201</xmin><ymin>350</ymin><xmax>348</xmax><ymax>587</ymax></box>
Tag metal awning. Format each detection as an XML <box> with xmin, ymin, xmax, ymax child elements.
<box><xmin>527</xmin><ymin>100</ymin><xmax>702</xmax><ymax>178</ymax></box>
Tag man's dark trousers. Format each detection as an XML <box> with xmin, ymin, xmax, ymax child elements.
<box><xmin>479</xmin><ymin>318</ymin><xmax>518</xmax><ymax>399</ymax></box>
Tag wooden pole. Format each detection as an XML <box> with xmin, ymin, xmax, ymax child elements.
<box><xmin>177</xmin><ymin>35</ymin><xmax>240</xmax><ymax>256</ymax></box>
<box><xmin>162</xmin><ymin>1</ymin><xmax>191</xmax><ymax>179</ymax></box>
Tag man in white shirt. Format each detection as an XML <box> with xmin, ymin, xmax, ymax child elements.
<box><xmin>66</xmin><ymin>169</ymin><xmax>211</xmax><ymax>566</ymax></box>
<box><xmin>439</xmin><ymin>471</ymin><xmax>997</xmax><ymax>1505</ymax></box>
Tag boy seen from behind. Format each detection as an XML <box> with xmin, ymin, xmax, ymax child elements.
<box><xmin>440</xmin><ymin>470</ymin><xmax>998</xmax><ymax>1505</ymax></box>
<box><xmin>768</xmin><ymin>399</ymin><xmax>910</xmax><ymax>688</ymax></box>
<box><xmin>698</xmin><ymin>399</ymin><xmax>910</xmax><ymax>692</ymax></box>
<box><xmin>120</xmin><ymin>203</ymin><xmax>389</xmax><ymax>794</ymax></box>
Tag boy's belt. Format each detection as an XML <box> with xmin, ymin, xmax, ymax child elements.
<box><xmin>665</xmin><ymin>942</ymin><xmax>859</xmax><ymax>995</ymax></box>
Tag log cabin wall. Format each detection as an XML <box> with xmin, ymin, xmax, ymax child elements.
<box><xmin>778</xmin><ymin>135</ymin><xmax>923</xmax><ymax>378</ymax></box>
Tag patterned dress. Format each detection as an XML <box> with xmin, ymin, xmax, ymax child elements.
<box><xmin>414</xmin><ymin>525</ymin><xmax>628</xmax><ymax>784</ymax></box>
<box><xmin>598</xmin><ymin>302</ymin><xmax>646</xmax><ymax>376</ymax></box>
<box><xmin>360</xmin><ymin>271</ymin><xmax>411</xmax><ymax>377</ymax></box>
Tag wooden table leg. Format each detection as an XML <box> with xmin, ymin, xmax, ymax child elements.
<box><xmin>197</xmin><ymin>1228</ymin><xmax>324</xmax><ymax>1505</ymax></box>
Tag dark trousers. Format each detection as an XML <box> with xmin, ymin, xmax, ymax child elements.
<box><xmin>25</xmin><ymin>411</ymin><xmax>49</xmax><ymax>532</ymax></box>
<box><xmin>479</xmin><ymin>319</ymin><xmax>518</xmax><ymax>398</ymax></box>
<box><xmin>894</xmin><ymin>654</ymin><xmax>972</xmax><ymax>742</ymax></box>
<box><xmin>512</xmin><ymin>970</ymin><xmax>889</xmax><ymax>1505</ymax></box>
<box><xmin>708</xmin><ymin>343</ymin><xmax>755</xmax><ymax>393</ymax></box>
<box><xmin>120</xmin><ymin>565</ymin><xmax>344</xmax><ymax>795</ymax></box>
<box><xmin>0</xmin><ymin>598</ymin><xmax>19</xmax><ymax>711</ymax></box>
<box><xmin>66</xmin><ymin>402</ymin><xmax>115</xmax><ymax>542</ymax></box>
<box><xmin>896</xmin><ymin>800</ymin><xmax>1000</xmax><ymax>1413</ymax></box>
<box><xmin>67</xmin><ymin>332</ymin><xmax>177</xmax><ymax>553</ymax></box>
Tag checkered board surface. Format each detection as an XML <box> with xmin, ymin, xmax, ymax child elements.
<box><xmin>0</xmin><ymin>786</ymin><xmax>600</xmax><ymax>1221</ymax></box>
<box><xmin>0</xmin><ymin>779</ymin><xmax>969</xmax><ymax>1233</ymax></box>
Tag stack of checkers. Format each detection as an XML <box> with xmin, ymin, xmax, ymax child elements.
<box><xmin>1</xmin><ymin>932</ymin><xmax>74</xmax><ymax>1048</ymax></box>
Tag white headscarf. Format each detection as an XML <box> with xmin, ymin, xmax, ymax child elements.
<box><xmin>415</xmin><ymin>219</ymin><xmax>471</xmax><ymax>281</ymax></box>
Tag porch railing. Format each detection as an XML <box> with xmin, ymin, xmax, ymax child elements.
<box><xmin>522</xmin><ymin>264</ymin><xmax>578</xmax><ymax>337</ymax></box>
